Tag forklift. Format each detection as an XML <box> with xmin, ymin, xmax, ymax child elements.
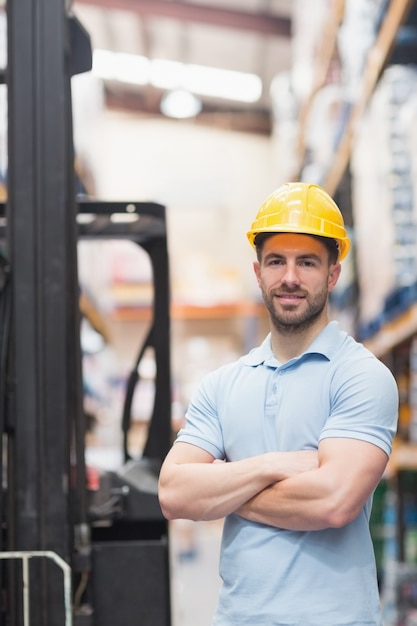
<box><xmin>0</xmin><ymin>1</ymin><xmax>172</xmax><ymax>624</ymax></box>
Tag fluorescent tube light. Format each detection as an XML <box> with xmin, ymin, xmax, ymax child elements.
<box><xmin>184</xmin><ymin>64</ymin><xmax>262</xmax><ymax>103</ymax></box>
<box><xmin>93</xmin><ymin>49</ymin><xmax>150</xmax><ymax>85</ymax></box>
<box><xmin>92</xmin><ymin>49</ymin><xmax>262</xmax><ymax>104</ymax></box>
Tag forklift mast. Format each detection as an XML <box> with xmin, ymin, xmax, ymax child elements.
<box><xmin>1</xmin><ymin>1</ymin><xmax>172</xmax><ymax>624</ymax></box>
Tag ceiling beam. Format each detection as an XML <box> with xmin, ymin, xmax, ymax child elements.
<box><xmin>73</xmin><ymin>0</ymin><xmax>292</xmax><ymax>37</ymax></box>
<box><xmin>105</xmin><ymin>87</ymin><xmax>273</xmax><ymax>135</ymax></box>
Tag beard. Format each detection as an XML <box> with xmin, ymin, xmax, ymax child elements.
<box><xmin>260</xmin><ymin>284</ymin><xmax>328</xmax><ymax>335</ymax></box>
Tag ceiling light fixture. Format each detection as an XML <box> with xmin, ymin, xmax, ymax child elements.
<box><xmin>160</xmin><ymin>88</ymin><xmax>202</xmax><ymax>119</ymax></box>
<box><xmin>92</xmin><ymin>49</ymin><xmax>262</xmax><ymax>105</ymax></box>
<box><xmin>92</xmin><ymin>49</ymin><xmax>150</xmax><ymax>85</ymax></box>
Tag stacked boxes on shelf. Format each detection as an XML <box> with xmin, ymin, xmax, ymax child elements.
<box><xmin>409</xmin><ymin>338</ymin><xmax>417</xmax><ymax>444</ymax></box>
<box><xmin>352</xmin><ymin>64</ymin><xmax>417</xmax><ymax>341</ymax></box>
<box><xmin>387</xmin><ymin>66</ymin><xmax>417</xmax><ymax>292</ymax></box>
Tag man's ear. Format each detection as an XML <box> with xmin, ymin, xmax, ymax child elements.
<box><xmin>328</xmin><ymin>262</ymin><xmax>341</xmax><ymax>292</ymax></box>
<box><xmin>253</xmin><ymin>260</ymin><xmax>261</xmax><ymax>285</ymax></box>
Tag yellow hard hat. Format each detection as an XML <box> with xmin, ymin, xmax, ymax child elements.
<box><xmin>247</xmin><ymin>182</ymin><xmax>351</xmax><ymax>261</ymax></box>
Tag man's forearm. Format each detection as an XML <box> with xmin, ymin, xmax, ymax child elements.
<box><xmin>159</xmin><ymin>449</ymin><xmax>318</xmax><ymax>522</ymax></box>
<box><xmin>235</xmin><ymin>468</ymin><xmax>335</xmax><ymax>531</ymax></box>
<box><xmin>160</xmin><ymin>455</ymin><xmax>276</xmax><ymax>521</ymax></box>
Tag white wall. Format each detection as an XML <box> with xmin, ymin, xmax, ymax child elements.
<box><xmin>76</xmin><ymin>95</ymin><xmax>277</xmax><ymax>303</ymax></box>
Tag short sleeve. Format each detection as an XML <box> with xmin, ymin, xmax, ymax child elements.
<box><xmin>176</xmin><ymin>370</ymin><xmax>225</xmax><ymax>459</ymax></box>
<box><xmin>319</xmin><ymin>354</ymin><xmax>399</xmax><ymax>456</ymax></box>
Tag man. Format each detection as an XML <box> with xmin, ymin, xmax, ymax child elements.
<box><xmin>158</xmin><ymin>182</ymin><xmax>398</xmax><ymax>625</ymax></box>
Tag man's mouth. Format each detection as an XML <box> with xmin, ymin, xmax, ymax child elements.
<box><xmin>274</xmin><ymin>293</ymin><xmax>305</xmax><ymax>307</ymax></box>
<box><xmin>276</xmin><ymin>293</ymin><xmax>304</xmax><ymax>300</ymax></box>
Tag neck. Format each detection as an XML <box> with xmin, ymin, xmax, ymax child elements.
<box><xmin>270</xmin><ymin>316</ymin><xmax>329</xmax><ymax>363</ymax></box>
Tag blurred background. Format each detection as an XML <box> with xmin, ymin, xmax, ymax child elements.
<box><xmin>3</xmin><ymin>0</ymin><xmax>417</xmax><ymax>624</ymax></box>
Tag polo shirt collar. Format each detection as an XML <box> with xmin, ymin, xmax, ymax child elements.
<box><xmin>242</xmin><ymin>320</ymin><xmax>345</xmax><ymax>367</ymax></box>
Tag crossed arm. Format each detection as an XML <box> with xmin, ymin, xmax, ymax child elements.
<box><xmin>158</xmin><ymin>438</ymin><xmax>388</xmax><ymax>531</ymax></box>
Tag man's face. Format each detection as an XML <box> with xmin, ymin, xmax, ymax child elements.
<box><xmin>254</xmin><ymin>233</ymin><xmax>341</xmax><ymax>334</ymax></box>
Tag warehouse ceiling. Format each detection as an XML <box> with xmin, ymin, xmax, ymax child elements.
<box><xmin>71</xmin><ymin>0</ymin><xmax>294</xmax><ymax>134</ymax></box>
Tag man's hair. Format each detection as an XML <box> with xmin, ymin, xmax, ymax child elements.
<box><xmin>254</xmin><ymin>232</ymin><xmax>340</xmax><ymax>265</ymax></box>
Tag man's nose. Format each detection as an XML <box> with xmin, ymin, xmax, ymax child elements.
<box><xmin>281</xmin><ymin>263</ymin><xmax>300</xmax><ymax>286</ymax></box>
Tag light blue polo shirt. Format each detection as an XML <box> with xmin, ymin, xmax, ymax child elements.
<box><xmin>176</xmin><ymin>321</ymin><xmax>399</xmax><ymax>626</ymax></box>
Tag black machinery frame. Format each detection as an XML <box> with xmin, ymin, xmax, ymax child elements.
<box><xmin>2</xmin><ymin>1</ymin><xmax>172</xmax><ymax>624</ymax></box>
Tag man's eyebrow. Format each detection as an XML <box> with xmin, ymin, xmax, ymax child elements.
<box><xmin>297</xmin><ymin>253</ymin><xmax>322</xmax><ymax>262</ymax></box>
<box><xmin>264</xmin><ymin>251</ymin><xmax>283</xmax><ymax>257</ymax></box>
<box><xmin>263</xmin><ymin>252</ymin><xmax>284</xmax><ymax>262</ymax></box>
